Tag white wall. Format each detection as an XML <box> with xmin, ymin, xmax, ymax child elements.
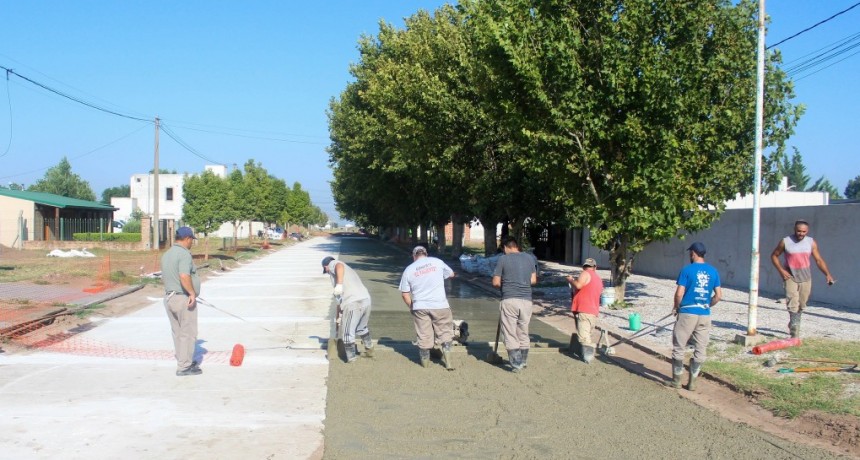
<box><xmin>582</xmin><ymin>203</ymin><xmax>860</xmax><ymax>306</ymax></box>
<box><xmin>110</xmin><ymin>197</ymin><xmax>137</xmax><ymax>223</ymax></box>
<box><xmin>129</xmin><ymin>174</ymin><xmax>185</xmax><ymax>221</ymax></box>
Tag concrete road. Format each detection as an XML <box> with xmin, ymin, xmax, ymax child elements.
<box><xmin>0</xmin><ymin>237</ymin><xmax>340</xmax><ymax>460</ymax></box>
<box><xmin>323</xmin><ymin>237</ymin><xmax>836</xmax><ymax>459</ymax></box>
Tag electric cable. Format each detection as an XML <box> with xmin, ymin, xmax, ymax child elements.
<box><xmin>767</xmin><ymin>1</ymin><xmax>860</xmax><ymax>50</ymax></box>
<box><xmin>0</xmin><ymin>124</ymin><xmax>149</xmax><ymax>182</ymax></box>
<box><xmin>1</xmin><ymin>69</ymin><xmax>12</xmax><ymax>158</ymax></box>
<box><xmin>160</xmin><ymin>122</ymin><xmax>225</xmax><ymax>166</ymax></box>
<box><xmin>0</xmin><ymin>65</ymin><xmax>151</xmax><ymax>123</ymax></box>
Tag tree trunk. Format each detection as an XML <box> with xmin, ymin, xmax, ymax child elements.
<box><xmin>203</xmin><ymin>235</ymin><xmax>210</xmax><ymax>260</ymax></box>
<box><xmin>510</xmin><ymin>217</ymin><xmax>526</xmax><ymax>247</ymax></box>
<box><xmin>411</xmin><ymin>225</ymin><xmax>419</xmax><ymax>244</ymax></box>
<box><xmin>232</xmin><ymin>221</ymin><xmax>239</xmax><ymax>250</ymax></box>
<box><xmin>435</xmin><ymin>223</ymin><xmax>446</xmax><ymax>254</ymax></box>
<box><xmin>608</xmin><ymin>235</ymin><xmax>635</xmax><ymax>303</ymax></box>
<box><xmin>451</xmin><ymin>215</ymin><xmax>464</xmax><ymax>256</ymax></box>
<box><xmin>482</xmin><ymin>219</ymin><xmax>498</xmax><ymax>256</ymax></box>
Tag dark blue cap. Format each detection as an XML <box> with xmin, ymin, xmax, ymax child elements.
<box><xmin>687</xmin><ymin>242</ymin><xmax>706</xmax><ymax>256</ymax></box>
<box><xmin>176</xmin><ymin>226</ymin><xmax>197</xmax><ymax>240</ymax></box>
<box><xmin>321</xmin><ymin>256</ymin><xmax>335</xmax><ymax>273</ymax></box>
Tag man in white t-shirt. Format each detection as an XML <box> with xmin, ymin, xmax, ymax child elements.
<box><xmin>322</xmin><ymin>256</ymin><xmax>373</xmax><ymax>363</ymax></box>
<box><xmin>399</xmin><ymin>245</ymin><xmax>457</xmax><ymax>369</ymax></box>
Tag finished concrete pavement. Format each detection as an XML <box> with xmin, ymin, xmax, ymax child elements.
<box><xmin>0</xmin><ymin>237</ymin><xmax>341</xmax><ymax>459</ymax></box>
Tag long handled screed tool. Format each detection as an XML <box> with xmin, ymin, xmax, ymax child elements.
<box><xmin>778</xmin><ymin>365</ymin><xmax>859</xmax><ymax>373</ymax></box>
<box><xmin>197</xmin><ymin>297</ymin><xmax>276</xmax><ymax>334</ymax></box>
<box><xmin>605</xmin><ymin>312</ymin><xmax>675</xmax><ymax>355</ymax></box>
<box><xmin>485</xmin><ymin>313</ymin><xmax>504</xmax><ymax>364</ymax></box>
<box><xmin>327</xmin><ymin>297</ymin><xmax>341</xmax><ymax>361</ymax></box>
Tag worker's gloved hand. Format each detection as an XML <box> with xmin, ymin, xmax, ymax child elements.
<box><xmin>333</xmin><ymin>284</ymin><xmax>344</xmax><ymax>296</ymax></box>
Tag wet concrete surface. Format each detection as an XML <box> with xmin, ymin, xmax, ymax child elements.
<box><xmin>322</xmin><ymin>237</ymin><xmax>837</xmax><ymax>459</ymax></box>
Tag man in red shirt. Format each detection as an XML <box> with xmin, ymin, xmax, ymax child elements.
<box><xmin>566</xmin><ymin>258</ymin><xmax>603</xmax><ymax>364</ymax></box>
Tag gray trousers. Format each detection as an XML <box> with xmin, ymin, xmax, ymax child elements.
<box><xmin>340</xmin><ymin>298</ymin><xmax>371</xmax><ymax>344</ymax></box>
<box><xmin>411</xmin><ymin>307</ymin><xmax>454</xmax><ymax>349</ymax></box>
<box><xmin>672</xmin><ymin>313</ymin><xmax>710</xmax><ymax>362</ymax></box>
<box><xmin>500</xmin><ymin>298</ymin><xmax>532</xmax><ymax>351</ymax></box>
<box><xmin>164</xmin><ymin>293</ymin><xmax>198</xmax><ymax>370</ymax></box>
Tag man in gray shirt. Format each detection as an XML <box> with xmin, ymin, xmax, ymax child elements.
<box><xmin>492</xmin><ymin>236</ymin><xmax>537</xmax><ymax>372</ymax></box>
<box><xmin>161</xmin><ymin>226</ymin><xmax>201</xmax><ymax>376</ymax></box>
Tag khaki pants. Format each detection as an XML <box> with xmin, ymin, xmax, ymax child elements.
<box><xmin>784</xmin><ymin>278</ymin><xmax>812</xmax><ymax>313</ymax></box>
<box><xmin>164</xmin><ymin>293</ymin><xmax>198</xmax><ymax>370</ymax></box>
<box><xmin>575</xmin><ymin>313</ymin><xmax>598</xmax><ymax>346</ymax></box>
<box><xmin>672</xmin><ymin>313</ymin><xmax>710</xmax><ymax>362</ymax></box>
<box><xmin>412</xmin><ymin>308</ymin><xmax>454</xmax><ymax>349</ymax></box>
<box><xmin>500</xmin><ymin>298</ymin><xmax>532</xmax><ymax>351</ymax></box>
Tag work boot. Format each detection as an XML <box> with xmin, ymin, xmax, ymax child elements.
<box><xmin>419</xmin><ymin>348</ymin><xmax>431</xmax><ymax>368</ymax></box>
<box><xmin>361</xmin><ymin>333</ymin><xmax>374</xmax><ymax>358</ymax></box>
<box><xmin>520</xmin><ymin>348</ymin><xmax>529</xmax><ymax>368</ymax></box>
<box><xmin>582</xmin><ymin>345</ymin><xmax>595</xmax><ymax>364</ymax></box>
<box><xmin>345</xmin><ymin>343</ymin><xmax>358</xmax><ymax>363</ymax></box>
<box><xmin>687</xmin><ymin>359</ymin><xmax>702</xmax><ymax>391</ymax></box>
<box><xmin>509</xmin><ymin>349</ymin><xmax>523</xmax><ymax>373</ymax></box>
<box><xmin>441</xmin><ymin>342</ymin><xmax>454</xmax><ymax>370</ymax></box>
<box><xmin>669</xmin><ymin>359</ymin><xmax>683</xmax><ymax>389</ymax></box>
<box><xmin>788</xmin><ymin>312</ymin><xmax>802</xmax><ymax>338</ymax></box>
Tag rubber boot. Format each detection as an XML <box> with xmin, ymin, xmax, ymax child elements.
<box><xmin>687</xmin><ymin>359</ymin><xmax>702</xmax><ymax>391</ymax></box>
<box><xmin>419</xmin><ymin>348</ymin><xmax>431</xmax><ymax>368</ymax></box>
<box><xmin>582</xmin><ymin>345</ymin><xmax>595</xmax><ymax>364</ymax></box>
<box><xmin>345</xmin><ymin>343</ymin><xmax>358</xmax><ymax>363</ymax></box>
<box><xmin>788</xmin><ymin>312</ymin><xmax>801</xmax><ymax>338</ymax></box>
<box><xmin>441</xmin><ymin>342</ymin><xmax>454</xmax><ymax>370</ymax></box>
<box><xmin>669</xmin><ymin>359</ymin><xmax>683</xmax><ymax>389</ymax></box>
<box><xmin>520</xmin><ymin>348</ymin><xmax>529</xmax><ymax>368</ymax></box>
<box><xmin>361</xmin><ymin>333</ymin><xmax>374</xmax><ymax>358</ymax></box>
<box><xmin>509</xmin><ymin>349</ymin><xmax>523</xmax><ymax>373</ymax></box>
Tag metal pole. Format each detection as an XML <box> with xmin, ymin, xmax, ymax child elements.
<box><xmin>747</xmin><ymin>0</ymin><xmax>766</xmax><ymax>337</ymax></box>
<box><xmin>153</xmin><ymin>117</ymin><xmax>160</xmax><ymax>251</ymax></box>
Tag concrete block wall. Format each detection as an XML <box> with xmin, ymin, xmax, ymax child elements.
<box><xmin>582</xmin><ymin>203</ymin><xmax>860</xmax><ymax>307</ymax></box>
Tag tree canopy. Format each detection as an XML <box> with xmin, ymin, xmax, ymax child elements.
<box><xmin>29</xmin><ymin>157</ymin><xmax>97</xmax><ymax>201</ymax></box>
<box><xmin>101</xmin><ymin>184</ymin><xmax>130</xmax><ymax>204</ymax></box>
<box><xmin>327</xmin><ymin>0</ymin><xmax>803</xmax><ymax>300</ymax></box>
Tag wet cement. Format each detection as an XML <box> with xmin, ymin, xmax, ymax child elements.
<box><xmin>323</xmin><ymin>237</ymin><xmax>835</xmax><ymax>459</ymax></box>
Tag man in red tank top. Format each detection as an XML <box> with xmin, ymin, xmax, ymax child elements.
<box><xmin>770</xmin><ymin>220</ymin><xmax>835</xmax><ymax>338</ymax></box>
<box><xmin>566</xmin><ymin>258</ymin><xmax>604</xmax><ymax>363</ymax></box>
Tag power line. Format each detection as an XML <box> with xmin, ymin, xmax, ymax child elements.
<box><xmin>783</xmin><ymin>30</ymin><xmax>860</xmax><ymax>78</ymax></box>
<box><xmin>160</xmin><ymin>123</ymin><xmax>225</xmax><ymax>166</ymax></box>
<box><xmin>768</xmin><ymin>1</ymin><xmax>860</xmax><ymax>50</ymax></box>
<box><xmin>0</xmin><ymin>124</ymin><xmax>150</xmax><ymax>182</ymax></box>
<box><xmin>0</xmin><ymin>65</ymin><xmax>151</xmax><ymax>123</ymax></box>
<box><xmin>1</xmin><ymin>69</ymin><xmax>12</xmax><ymax>158</ymax></box>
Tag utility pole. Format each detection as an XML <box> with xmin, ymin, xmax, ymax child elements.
<box><xmin>738</xmin><ymin>0</ymin><xmax>766</xmax><ymax>347</ymax></box>
<box><xmin>153</xmin><ymin>117</ymin><xmax>160</xmax><ymax>251</ymax></box>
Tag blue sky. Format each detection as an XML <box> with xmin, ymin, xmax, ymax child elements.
<box><xmin>1</xmin><ymin>1</ymin><xmax>858</xmax><ymax>224</ymax></box>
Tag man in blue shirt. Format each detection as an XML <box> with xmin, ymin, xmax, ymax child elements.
<box><xmin>671</xmin><ymin>242</ymin><xmax>722</xmax><ymax>391</ymax></box>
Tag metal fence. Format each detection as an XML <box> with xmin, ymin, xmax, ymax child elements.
<box><xmin>42</xmin><ymin>217</ymin><xmax>112</xmax><ymax>241</ymax></box>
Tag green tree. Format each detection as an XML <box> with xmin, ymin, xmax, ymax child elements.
<box><xmin>466</xmin><ymin>0</ymin><xmax>802</xmax><ymax>299</ymax></box>
<box><xmin>183</xmin><ymin>170</ymin><xmax>228</xmax><ymax>259</ymax></box>
<box><xmin>780</xmin><ymin>148</ymin><xmax>811</xmax><ymax>191</ymax></box>
<box><xmin>101</xmin><ymin>184</ymin><xmax>130</xmax><ymax>204</ymax></box>
<box><xmin>844</xmin><ymin>175</ymin><xmax>860</xmax><ymax>200</ymax></box>
<box><xmin>29</xmin><ymin>156</ymin><xmax>97</xmax><ymax>201</ymax></box>
<box><xmin>808</xmin><ymin>176</ymin><xmax>842</xmax><ymax>200</ymax></box>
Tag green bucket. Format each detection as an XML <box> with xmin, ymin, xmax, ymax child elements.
<box><xmin>628</xmin><ymin>313</ymin><xmax>641</xmax><ymax>331</ymax></box>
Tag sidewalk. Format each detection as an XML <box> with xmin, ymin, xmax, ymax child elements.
<box><xmin>0</xmin><ymin>237</ymin><xmax>339</xmax><ymax>460</ymax></box>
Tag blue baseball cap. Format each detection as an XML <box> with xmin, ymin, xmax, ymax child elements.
<box><xmin>321</xmin><ymin>256</ymin><xmax>335</xmax><ymax>273</ymax></box>
<box><xmin>687</xmin><ymin>242</ymin><xmax>706</xmax><ymax>256</ymax></box>
<box><xmin>176</xmin><ymin>226</ymin><xmax>197</xmax><ymax>240</ymax></box>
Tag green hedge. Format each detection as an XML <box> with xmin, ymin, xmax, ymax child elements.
<box><xmin>72</xmin><ymin>232</ymin><xmax>142</xmax><ymax>242</ymax></box>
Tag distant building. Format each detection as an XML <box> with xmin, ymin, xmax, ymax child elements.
<box><xmin>0</xmin><ymin>189</ymin><xmax>116</xmax><ymax>247</ymax></box>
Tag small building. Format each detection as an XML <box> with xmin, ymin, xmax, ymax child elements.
<box><xmin>0</xmin><ymin>189</ymin><xmax>117</xmax><ymax>248</ymax></box>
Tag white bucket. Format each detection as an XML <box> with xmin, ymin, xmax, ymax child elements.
<box><xmin>600</xmin><ymin>289</ymin><xmax>616</xmax><ymax>307</ymax></box>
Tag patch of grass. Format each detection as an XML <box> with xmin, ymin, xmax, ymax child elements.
<box><xmin>706</xmin><ymin>338</ymin><xmax>860</xmax><ymax>418</ymax></box>
<box><xmin>33</xmin><ymin>279</ymin><xmax>50</xmax><ymax>285</ymax></box>
<box><xmin>608</xmin><ymin>300</ymin><xmax>633</xmax><ymax>310</ymax></box>
<box><xmin>75</xmin><ymin>303</ymin><xmax>107</xmax><ymax>319</ymax></box>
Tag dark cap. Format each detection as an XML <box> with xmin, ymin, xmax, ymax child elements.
<box><xmin>321</xmin><ymin>256</ymin><xmax>335</xmax><ymax>274</ymax></box>
<box><xmin>583</xmin><ymin>258</ymin><xmax>597</xmax><ymax>268</ymax></box>
<box><xmin>176</xmin><ymin>226</ymin><xmax>197</xmax><ymax>240</ymax></box>
<box><xmin>687</xmin><ymin>242</ymin><xmax>706</xmax><ymax>256</ymax></box>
